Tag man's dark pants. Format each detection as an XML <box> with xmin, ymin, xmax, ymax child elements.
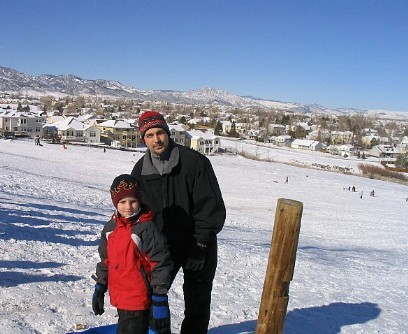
<box><xmin>170</xmin><ymin>240</ymin><xmax>218</xmax><ymax>334</ymax></box>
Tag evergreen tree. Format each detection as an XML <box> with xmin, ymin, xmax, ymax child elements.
<box><xmin>396</xmin><ymin>153</ymin><xmax>408</xmax><ymax>169</ymax></box>
<box><xmin>214</xmin><ymin>121</ymin><xmax>223</xmax><ymax>135</ymax></box>
<box><xmin>228</xmin><ymin>121</ymin><xmax>239</xmax><ymax>138</ymax></box>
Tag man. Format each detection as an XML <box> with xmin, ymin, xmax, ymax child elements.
<box><xmin>131</xmin><ymin>111</ymin><xmax>226</xmax><ymax>334</ymax></box>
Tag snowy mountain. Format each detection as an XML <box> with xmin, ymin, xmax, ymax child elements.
<box><xmin>0</xmin><ymin>67</ymin><xmax>140</xmax><ymax>99</ymax></box>
<box><xmin>3</xmin><ymin>66</ymin><xmax>408</xmax><ymax>120</ymax></box>
<box><xmin>0</xmin><ymin>66</ymin><xmax>359</xmax><ymax>114</ymax></box>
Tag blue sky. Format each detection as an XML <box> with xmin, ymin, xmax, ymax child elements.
<box><xmin>1</xmin><ymin>0</ymin><xmax>407</xmax><ymax>112</ymax></box>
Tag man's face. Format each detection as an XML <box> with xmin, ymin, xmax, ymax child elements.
<box><xmin>143</xmin><ymin>127</ymin><xmax>170</xmax><ymax>155</ymax></box>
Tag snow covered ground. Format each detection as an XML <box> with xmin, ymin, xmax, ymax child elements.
<box><xmin>0</xmin><ymin>138</ymin><xmax>407</xmax><ymax>334</ymax></box>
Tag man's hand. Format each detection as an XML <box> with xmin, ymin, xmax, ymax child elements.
<box><xmin>185</xmin><ymin>242</ymin><xmax>207</xmax><ymax>271</ymax></box>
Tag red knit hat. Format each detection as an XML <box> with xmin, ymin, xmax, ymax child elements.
<box><xmin>138</xmin><ymin>111</ymin><xmax>170</xmax><ymax>139</ymax></box>
<box><xmin>110</xmin><ymin>174</ymin><xmax>142</xmax><ymax>208</ymax></box>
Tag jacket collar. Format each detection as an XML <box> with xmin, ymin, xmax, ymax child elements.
<box><xmin>142</xmin><ymin>140</ymin><xmax>179</xmax><ymax>176</ymax></box>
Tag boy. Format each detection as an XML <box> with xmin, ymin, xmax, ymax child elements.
<box><xmin>92</xmin><ymin>174</ymin><xmax>173</xmax><ymax>334</ymax></box>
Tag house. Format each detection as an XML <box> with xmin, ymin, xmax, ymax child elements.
<box><xmin>339</xmin><ymin>144</ymin><xmax>355</xmax><ymax>157</ymax></box>
<box><xmin>232</xmin><ymin>122</ymin><xmax>249</xmax><ymax>137</ymax></box>
<box><xmin>46</xmin><ymin>114</ymin><xmax>66</xmax><ymax>124</ymax></box>
<box><xmin>364</xmin><ymin>128</ymin><xmax>378</xmax><ymax>135</ymax></box>
<box><xmin>400</xmin><ymin>136</ymin><xmax>408</xmax><ymax>153</ymax></box>
<box><xmin>296</xmin><ymin>122</ymin><xmax>313</xmax><ymax>132</ymax></box>
<box><xmin>77</xmin><ymin>113</ymin><xmax>99</xmax><ymax>125</ymax></box>
<box><xmin>0</xmin><ymin>107</ymin><xmax>46</xmax><ymax>138</ymax></box>
<box><xmin>185</xmin><ymin>130</ymin><xmax>221</xmax><ymax>154</ymax></box>
<box><xmin>307</xmin><ymin>129</ymin><xmax>330</xmax><ymax>142</ymax></box>
<box><xmin>362</xmin><ymin>134</ymin><xmax>380</xmax><ymax>148</ymax></box>
<box><xmin>221</xmin><ymin>121</ymin><xmax>232</xmax><ymax>134</ymax></box>
<box><xmin>330</xmin><ymin>131</ymin><xmax>354</xmax><ymax>144</ymax></box>
<box><xmin>96</xmin><ymin>119</ymin><xmax>137</xmax><ymax>148</ymax></box>
<box><xmin>44</xmin><ymin>117</ymin><xmax>101</xmax><ymax>143</ymax></box>
<box><xmin>187</xmin><ymin>118</ymin><xmax>203</xmax><ymax>126</ymax></box>
<box><xmin>328</xmin><ymin>145</ymin><xmax>341</xmax><ymax>156</ymax></box>
<box><xmin>379</xmin><ymin>136</ymin><xmax>390</xmax><ymax>145</ymax></box>
<box><xmin>169</xmin><ymin>124</ymin><xmax>187</xmax><ymax>146</ymax></box>
<box><xmin>368</xmin><ymin>145</ymin><xmax>400</xmax><ymax>162</ymax></box>
<box><xmin>268</xmin><ymin>135</ymin><xmax>292</xmax><ymax>147</ymax></box>
<box><xmin>267</xmin><ymin>124</ymin><xmax>286</xmax><ymax>136</ymax></box>
<box><xmin>83</xmin><ymin>125</ymin><xmax>100</xmax><ymax>144</ymax></box>
<box><xmin>291</xmin><ymin>139</ymin><xmax>323</xmax><ymax>151</ymax></box>
<box><xmin>247</xmin><ymin>129</ymin><xmax>266</xmax><ymax>140</ymax></box>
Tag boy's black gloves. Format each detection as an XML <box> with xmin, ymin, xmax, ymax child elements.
<box><xmin>92</xmin><ymin>283</ymin><xmax>107</xmax><ymax>315</ymax></box>
<box><xmin>149</xmin><ymin>294</ymin><xmax>171</xmax><ymax>333</ymax></box>
<box><xmin>185</xmin><ymin>241</ymin><xmax>207</xmax><ymax>271</ymax></box>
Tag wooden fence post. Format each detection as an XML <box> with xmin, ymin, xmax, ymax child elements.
<box><xmin>256</xmin><ymin>198</ymin><xmax>303</xmax><ymax>334</ymax></box>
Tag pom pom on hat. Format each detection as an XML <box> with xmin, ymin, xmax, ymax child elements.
<box><xmin>110</xmin><ymin>174</ymin><xmax>142</xmax><ymax>208</ymax></box>
<box><xmin>138</xmin><ymin>111</ymin><xmax>170</xmax><ymax>140</ymax></box>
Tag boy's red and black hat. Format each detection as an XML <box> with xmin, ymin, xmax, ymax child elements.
<box><xmin>110</xmin><ymin>174</ymin><xmax>142</xmax><ymax>208</ymax></box>
<box><xmin>138</xmin><ymin>111</ymin><xmax>170</xmax><ymax>140</ymax></box>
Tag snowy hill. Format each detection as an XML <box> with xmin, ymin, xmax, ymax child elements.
<box><xmin>0</xmin><ymin>138</ymin><xmax>407</xmax><ymax>333</ymax></box>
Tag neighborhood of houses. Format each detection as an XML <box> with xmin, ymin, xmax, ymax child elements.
<box><xmin>0</xmin><ymin>104</ymin><xmax>222</xmax><ymax>155</ymax></box>
<box><xmin>1</xmin><ymin>102</ymin><xmax>408</xmax><ymax>166</ymax></box>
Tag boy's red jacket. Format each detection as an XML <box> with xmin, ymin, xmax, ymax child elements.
<box><xmin>93</xmin><ymin>208</ymin><xmax>173</xmax><ymax>311</ymax></box>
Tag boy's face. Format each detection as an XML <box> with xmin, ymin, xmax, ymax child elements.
<box><xmin>116</xmin><ymin>197</ymin><xmax>139</xmax><ymax>218</ymax></box>
<box><xmin>143</xmin><ymin>127</ymin><xmax>169</xmax><ymax>156</ymax></box>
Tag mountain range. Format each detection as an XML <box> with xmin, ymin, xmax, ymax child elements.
<box><xmin>1</xmin><ymin>66</ymin><xmax>406</xmax><ymax>120</ymax></box>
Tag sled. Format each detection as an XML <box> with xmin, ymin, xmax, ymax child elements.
<box><xmin>67</xmin><ymin>324</ymin><xmax>116</xmax><ymax>334</ymax></box>
<box><xmin>66</xmin><ymin>323</ymin><xmax>243</xmax><ymax>334</ymax></box>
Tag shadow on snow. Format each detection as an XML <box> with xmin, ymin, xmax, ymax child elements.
<box><xmin>0</xmin><ymin>199</ymin><xmax>105</xmax><ymax>246</ymax></box>
<box><xmin>64</xmin><ymin>302</ymin><xmax>381</xmax><ymax>334</ymax></box>
<box><xmin>208</xmin><ymin>302</ymin><xmax>381</xmax><ymax>334</ymax></box>
<box><xmin>0</xmin><ymin>260</ymin><xmax>82</xmax><ymax>287</ymax></box>
<box><xmin>0</xmin><ymin>220</ymin><xmax>99</xmax><ymax>246</ymax></box>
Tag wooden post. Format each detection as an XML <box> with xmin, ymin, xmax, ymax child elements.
<box><xmin>256</xmin><ymin>198</ymin><xmax>303</xmax><ymax>334</ymax></box>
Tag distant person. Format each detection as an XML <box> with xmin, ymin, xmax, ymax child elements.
<box><xmin>131</xmin><ymin>111</ymin><xmax>226</xmax><ymax>334</ymax></box>
<box><xmin>92</xmin><ymin>174</ymin><xmax>173</xmax><ymax>334</ymax></box>
<box><xmin>284</xmin><ymin>176</ymin><xmax>289</xmax><ymax>184</ymax></box>
<box><xmin>352</xmin><ymin>186</ymin><xmax>356</xmax><ymax>192</ymax></box>
<box><xmin>360</xmin><ymin>191</ymin><xmax>363</xmax><ymax>199</ymax></box>
<box><xmin>370</xmin><ymin>190</ymin><xmax>375</xmax><ymax>197</ymax></box>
